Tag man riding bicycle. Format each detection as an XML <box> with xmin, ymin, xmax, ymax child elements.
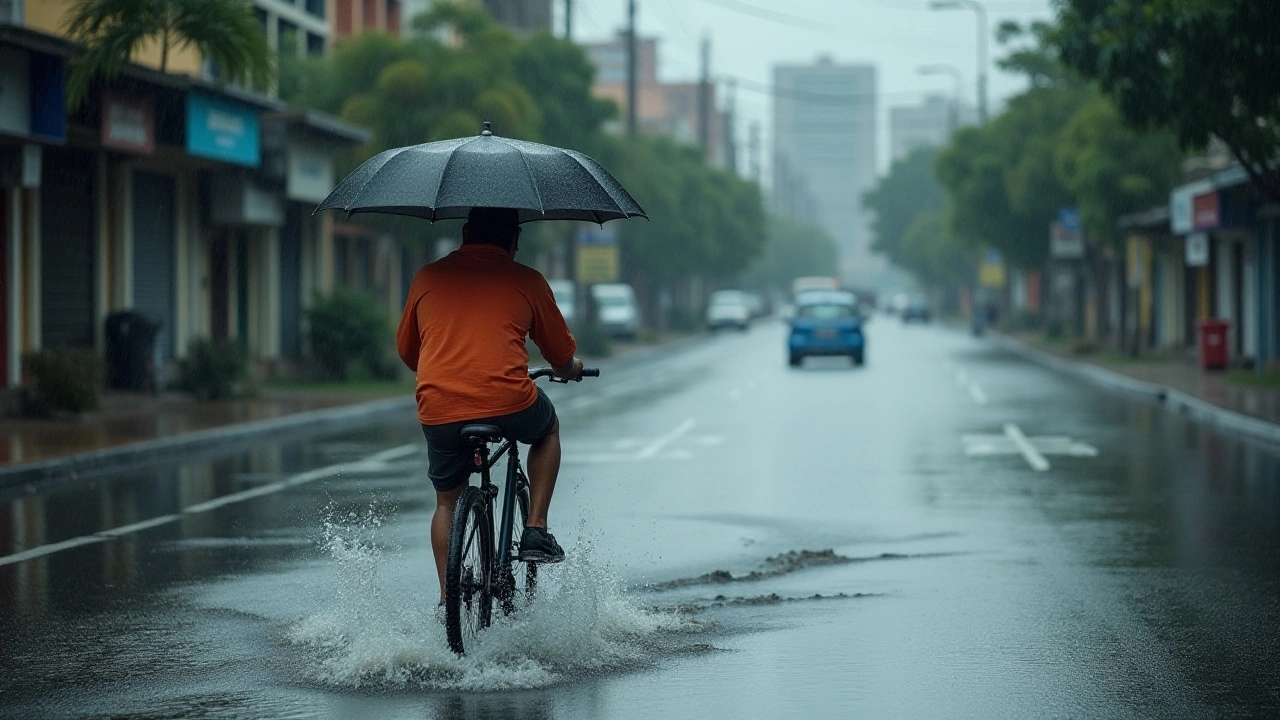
<box><xmin>396</xmin><ymin>207</ymin><xmax>584</xmax><ymax>605</ymax></box>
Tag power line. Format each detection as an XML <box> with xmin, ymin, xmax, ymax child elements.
<box><xmin>694</xmin><ymin>0</ymin><xmax>829</xmax><ymax>30</ymax></box>
<box><xmin>729</xmin><ymin>75</ymin><xmax>938</xmax><ymax>105</ymax></box>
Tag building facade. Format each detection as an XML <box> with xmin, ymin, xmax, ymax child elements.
<box><xmin>583</xmin><ymin>33</ymin><xmax>733</xmax><ymax>170</ymax></box>
<box><xmin>0</xmin><ymin>7</ymin><xmax>371</xmax><ymax>398</ymax></box>
<box><xmin>889</xmin><ymin>95</ymin><xmax>951</xmax><ymax>164</ymax></box>
<box><xmin>773</xmin><ymin>57</ymin><xmax>878</xmax><ymax>284</ymax></box>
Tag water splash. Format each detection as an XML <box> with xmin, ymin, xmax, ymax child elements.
<box><xmin>285</xmin><ymin>508</ymin><xmax>704</xmax><ymax>691</ymax></box>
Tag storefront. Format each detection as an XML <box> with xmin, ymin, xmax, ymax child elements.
<box><xmin>261</xmin><ymin>110</ymin><xmax>367</xmax><ymax>363</ymax></box>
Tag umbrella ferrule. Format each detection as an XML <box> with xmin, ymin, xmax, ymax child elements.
<box><xmin>481</xmin><ymin>121</ymin><xmax>493</xmax><ymax>137</ymax></box>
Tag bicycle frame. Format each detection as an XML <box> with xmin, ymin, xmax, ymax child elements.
<box><xmin>471</xmin><ymin>438</ymin><xmax>524</xmax><ymax>582</ymax></box>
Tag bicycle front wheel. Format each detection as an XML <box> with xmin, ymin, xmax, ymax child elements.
<box><xmin>445</xmin><ymin>486</ymin><xmax>494</xmax><ymax>654</ymax></box>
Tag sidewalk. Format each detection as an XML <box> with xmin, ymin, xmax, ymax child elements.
<box><xmin>0</xmin><ymin>331</ymin><xmax>705</xmax><ymax>485</ymax></box>
<box><xmin>999</xmin><ymin>332</ymin><xmax>1280</xmax><ymax>445</ymax></box>
<box><xmin>0</xmin><ymin>383</ymin><xmax>416</xmax><ymax>487</ymax></box>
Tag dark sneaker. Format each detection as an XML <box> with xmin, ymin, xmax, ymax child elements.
<box><xmin>519</xmin><ymin>526</ymin><xmax>565</xmax><ymax>564</ymax></box>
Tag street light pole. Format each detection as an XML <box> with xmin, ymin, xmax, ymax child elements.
<box><xmin>929</xmin><ymin>0</ymin><xmax>987</xmax><ymax>123</ymax></box>
<box><xmin>918</xmin><ymin>64</ymin><xmax>964</xmax><ymax>133</ymax></box>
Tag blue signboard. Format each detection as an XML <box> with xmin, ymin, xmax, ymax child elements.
<box><xmin>186</xmin><ymin>91</ymin><xmax>259</xmax><ymax>167</ymax></box>
<box><xmin>28</xmin><ymin>53</ymin><xmax>66</xmax><ymax>142</ymax></box>
<box><xmin>1057</xmin><ymin>206</ymin><xmax>1080</xmax><ymax>235</ymax></box>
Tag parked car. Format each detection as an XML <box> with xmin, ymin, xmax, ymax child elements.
<box><xmin>788</xmin><ymin>290</ymin><xmax>865</xmax><ymax>367</ymax></box>
<box><xmin>902</xmin><ymin>295</ymin><xmax>931</xmax><ymax>323</ymax></box>
<box><xmin>707</xmin><ymin>290</ymin><xmax>752</xmax><ymax>331</ymax></box>
<box><xmin>548</xmin><ymin>279</ymin><xmax>576</xmax><ymax>324</ymax></box>
<box><xmin>591</xmin><ymin>283</ymin><xmax>639</xmax><ymax>340</ymax></box>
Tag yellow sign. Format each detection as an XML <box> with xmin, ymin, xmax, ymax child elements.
<box><xmin>978</xmin><ymin>261</ymin><xmax>1006</xmax><ymax>288</ymax></box>
<box><xmin>577</xmin><ymin>245</ymin><xmax>619</xmax><ymax>284</ymax></box>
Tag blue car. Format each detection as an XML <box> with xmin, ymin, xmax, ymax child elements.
<box><xmin>788</xmin><ymin>290</ymin><xmax>865</xmax><ymax>367</ymax></box>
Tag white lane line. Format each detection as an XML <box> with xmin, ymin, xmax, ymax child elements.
<box><xmin>967</xmin><ymin>383</ymin><xmax>989</xmax><ymax>405</ymax></box>
<box><xmin>0</xmin><ymin>535</ymin><xmax>109</xmax><ymax>567</ymax></box>
<box><xmin>182</xmin><ymin>481</ymin><xmax>291</xmax><ymax>514</ymax></box>
<box><xmin>0</xmin><ymin>443</ymin><xmax>421</xmax><ymax>567</ymax></box>
<box><xmin>636</xmin><ymin>418</ymin><xmax>697</xmax><ymax>459</ymax></box>
<box><xmin>96</xmin><ymin>514</ymin><xmax>183</xmax><ymax>537</ymax></box>
<box><xmin>1004</xmin><ymin>423</ymin><xmax>1051</xmax><ymax>472</ymax></box>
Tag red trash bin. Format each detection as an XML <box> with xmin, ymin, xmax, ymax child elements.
<box><xmin>1198</xmin><ymin>318</ymin><xmax>1230</xmax><ymax>369</ymax></box>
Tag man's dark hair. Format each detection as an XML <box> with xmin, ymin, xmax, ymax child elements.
<box><xmin>463</xmin><ymin>207</ymin><xmax>521</xmax><ymax>250</ymax></box>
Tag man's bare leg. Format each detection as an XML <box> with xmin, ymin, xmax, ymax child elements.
<box><xmin>524</xmin><ymin>417</ymin><xmax>561</xmax><ymax>529</ymax></box>
<box><xmin>432</xmin><ymin>484</ymin><xmax>465</xmax><ymax>602</ymax></box>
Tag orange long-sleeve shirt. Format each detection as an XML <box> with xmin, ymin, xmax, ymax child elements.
<box><xmin>396</xmin><ymin>243</ymin><xmax>577</xmax><ymax>425</ymax></box>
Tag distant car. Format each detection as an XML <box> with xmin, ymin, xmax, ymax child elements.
<box><xmin>548</xmin><ymin>279</ymin><xmax>576</xmax><ymax>324</ymax></box>
<box><xmin>743</xmin><ymin>291</ymin><xmax>767</xmax><ymax>319</ymax></box>
<box><xmin>707</xmin><ymin>290</ymin><xmax>752</xmax><ymax>331</ymax></box>
<box><xmin>591</xmin><ymin>283</ymin><xmax>639</xmax><ymax>340</ymax></box>
<box><xmin>902</xmin><ymin>295</ymin><xmax>931</xmax><ymax>323</ymax></box>
<box><xmin>788</xmin><ymin>290</ymin><xmax>865</xmax><ymax>367</ymax></box>
<box><xmin>792</xmin><ymin>276</ymin><xmax>840</xmax><ymax>299</ymax></box>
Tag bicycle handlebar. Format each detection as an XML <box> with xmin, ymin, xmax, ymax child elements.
<box><xmin>530</xmin><ymin>367</ymin><xmax>600</xmax><ymax>382</ymax></box>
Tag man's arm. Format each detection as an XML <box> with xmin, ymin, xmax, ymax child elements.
<box><xmin>527</xmin><ymin>275</ymin><xmax>580</xmax><ymax>379</ymax></box>
<box><xmin>395</xmin><ymin>293</ymin><xmax>421</xmax><ymax>372</ymax></box>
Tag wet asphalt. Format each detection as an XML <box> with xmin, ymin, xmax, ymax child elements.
<box><xmin>3</xmin><ymin>317</ymin><xmax>1280</xmax><ymax>719</ymax></box>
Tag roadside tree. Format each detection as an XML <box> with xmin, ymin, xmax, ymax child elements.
<box><xmin>1055</xmin><ymin>0</ymin><xmax>1280</xmax><ymax>201</ymax></box>
<box><xmin>65</xmin><ymin>0</ymin><xmax>273</xmax><ymax>109</ymax></box>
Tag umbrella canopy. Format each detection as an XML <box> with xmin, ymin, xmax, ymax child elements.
<box><xmin>314</xmin><ymin>123</ymin><xmax>646</xmax><ymax>224</ymax></box>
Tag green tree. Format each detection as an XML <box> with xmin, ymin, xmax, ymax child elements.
<box><xmin>64</xmin><ymin>0</ymin><xmax>273</xmax><ymax>109</ymax></box>
<box><xmin>863</xmin><ymin>146</ymin><xmax>945</xmax><ymax>271</ymax></box>
<box><xmin>1054</xmin><ymin>96</ymin><xmax>1182</xmax><ymax>246</ymax></box>
<box><xmin>1054</xmin><ymin>0</ymin><xmax>1280</xmax><ymax>200</ymax></box>
<box><xmin>742</xmin><ymin>217</ymin><xmax>840</xmax><ymax>293</ymax></box>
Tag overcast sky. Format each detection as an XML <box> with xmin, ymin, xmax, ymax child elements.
<box><xmin>564</xmin><ymin>0</ymin><xmax>1056</xmax><ymax>180</ymax></box>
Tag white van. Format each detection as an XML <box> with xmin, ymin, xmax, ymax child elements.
<box><xmin>590</xmin><ymin>283</ymin><xmax>639</xmax><ymax>340</ymax></box>
<box><xmin>548</xmin><ymin>279</ymin><xmax>576</xmax><ymax>324</ymax></box>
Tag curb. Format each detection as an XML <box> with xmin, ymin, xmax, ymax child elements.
<box><xmin>0</xmin><ymin>396</ymin><xmax>417</xmax><ymax>489</ymax></box>
<box><xmin>990</xmin><ymin>334</ymin><xmax>1280</xmax><ymax>448</ymax></box>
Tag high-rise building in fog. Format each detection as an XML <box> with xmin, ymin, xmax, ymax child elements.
<box><xmin>772</xmin><ymin>57</ymin><xmax>877</xmax><ymax>282</ymax></box>
<box><xmin>890</xmin><ymin>95</ymin><xmax>951</xmax><ymax>163</ymax></box>
<box><xmin>888</xmin><ymin>95</ymin><xmax>977</xmax><ymax>163</ymax></box>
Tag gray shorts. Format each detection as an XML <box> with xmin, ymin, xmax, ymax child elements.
<box><xmin>419</xmin><ymin>387</ymin><xmax>558</xmax><ymax>492</ymax></box>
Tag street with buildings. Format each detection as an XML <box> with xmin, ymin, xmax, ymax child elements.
<box><xmin>5</xmin><ymin>321</ymin><xmax>1280</xmax><ymax>717</ymax></box>
<box><xmin>1</xmin><ymin>0</ymin><xmax>1280</xmax><ymax>717</ymax></box>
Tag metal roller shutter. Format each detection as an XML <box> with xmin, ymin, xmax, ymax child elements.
<box><xmin>280</xmin><ymin>205</ymin><xmax>302</xmax><ymax>359</ymax></box>
<box><xmin>132</xmin><ymin>171</ymin><xmax>176</xmax><ymax>359</ymax></box>
<box><xmin>40</xmin><ymin>147</ymin><xmax>96</xmax><ymax>349</ymax></box>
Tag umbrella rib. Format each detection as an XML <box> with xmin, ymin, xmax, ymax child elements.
<box><xmin>565</xmin><ymin>152</ymin><xmax>629</xmax><ymax>217</ymax></box>
<box><xmin>493</xmin><ymin>137</ymin><xmax>545</xmax><ymax>214</ymax></box>
<box><xmin>332</xmin><ymin>146</ymin><xmax>404</xmax><ymax>213</ymax></box>
<box><xmin>432</xmin><ymin>134</ymin><xmax>487</xmax><ymax>211</ymax></box>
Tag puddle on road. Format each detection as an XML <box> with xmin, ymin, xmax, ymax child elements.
<box><xmin>647</xmin><ymin>548</ymin><xmax>957</xmax><ymax>591</ymax></box>
<box><xmin>284</xmin><ymin>507</ymin><xmax>710</xmax><ymax>692</ymax></box>
<box><xmin>282</xmin><ymin>509</ymin><xmax>916</xmax><ymax>693</ymax></box>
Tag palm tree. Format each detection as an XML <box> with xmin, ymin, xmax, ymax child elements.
<box><xmin>65</xmin><ymin>0</ymin><xmax>274</xmax><ymax>110</ymax></box>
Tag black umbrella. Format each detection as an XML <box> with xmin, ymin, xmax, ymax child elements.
<box><xmin>314</xmin><ymin>122</ymin><xmax>646</xmax><ymax>224</ymax></box>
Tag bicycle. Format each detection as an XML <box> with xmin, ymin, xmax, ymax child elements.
<box><xmin>444</xmin><ymin>366</ymin><xmax>599</xmax><ymax>654</ymax></box>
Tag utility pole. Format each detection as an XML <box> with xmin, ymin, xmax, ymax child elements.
<box><xmin>724</xmin><ymin>77</ymin><xmax>737</xmax><ymax>173</ymax></box>
<box><xmin>564</xmin><ymin>0</ymin><xmax>572</xmax><ymax>40</ymax></box>
<box><xmin>748</xmin><ymin>121</ymin><xmax>760</xmax><ymax>185</ymax></box>
<box><xmin>698</xmin><ymin>34</ymin><xmax>711</xmax><ymax>158</ymax></box>
<box><xmin>626</xmin><ymin>0</ymin><xmax>638</xmax><ymax>136</ymax></box>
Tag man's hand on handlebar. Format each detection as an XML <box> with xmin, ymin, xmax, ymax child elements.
<box><xmin>553</xmin><ymin>356</ymin><xmax>585</xmax><ymax>382</ymax></box>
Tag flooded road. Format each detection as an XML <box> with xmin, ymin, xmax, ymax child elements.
<box><xmin>4</xmin><ymin>319</ymin><xmax>1280</xmax><ymax>718</ymax></box>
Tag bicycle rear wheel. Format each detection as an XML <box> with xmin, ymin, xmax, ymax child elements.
<box><xmin>445</xmin><ymin>487</ymin><xmax>494</xmax><ymax>654</ymax></box>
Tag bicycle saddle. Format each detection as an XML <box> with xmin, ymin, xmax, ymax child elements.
<box><xmin>461</xmin><ymin>424</ymin><xmax>504</xmax><ymax>443</ymax></box>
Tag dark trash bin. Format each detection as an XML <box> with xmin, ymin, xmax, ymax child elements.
<box><xmin>105</xmin><ymin>311</ymin><xmax>162</xmax><ymax>391</ymax></box>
